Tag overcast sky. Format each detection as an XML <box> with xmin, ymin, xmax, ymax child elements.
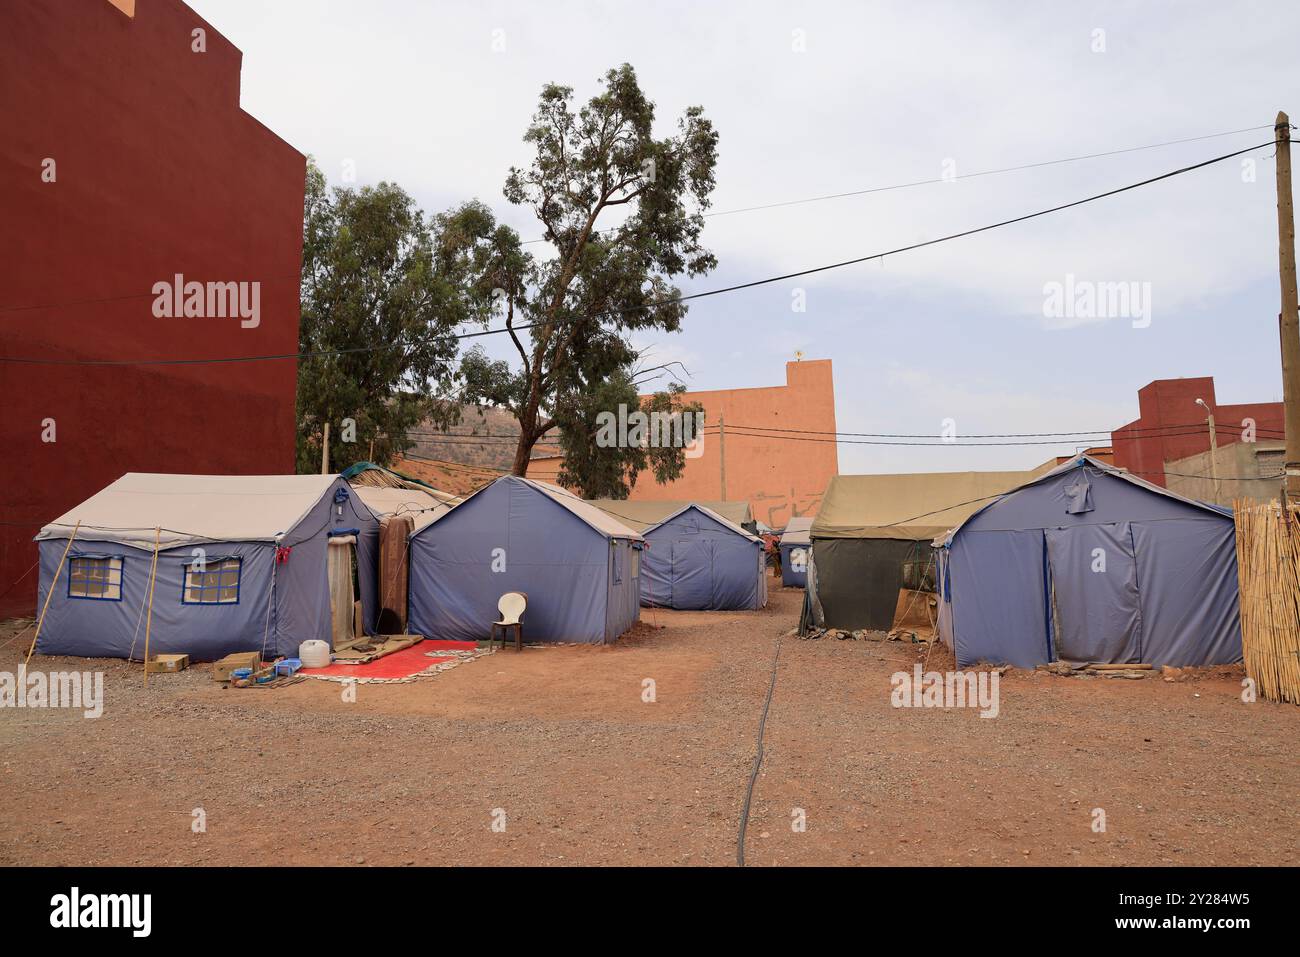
<box><xmin>192</xmin><ymin>0</ymin><xmax>1300</xmax><ymax>473</ymax></box>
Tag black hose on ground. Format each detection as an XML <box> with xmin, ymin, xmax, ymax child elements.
<box><xmin>737</xmin><ymin>633</ymin><xmax>783</xmax><ymax>867</ymax></box>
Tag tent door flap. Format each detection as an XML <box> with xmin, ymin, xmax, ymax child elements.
<box><xmin>1044</xmin><ymin>523</ymin><xmax>1143</xmax><ymax>664</ymax></box>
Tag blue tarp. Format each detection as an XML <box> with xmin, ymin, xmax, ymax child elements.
<box><xmin>408</xmin><ymin>476</ymin><xmax>643</xmax><ymax>644</ymax></box>
<box><xmin>34</xmin><ymin>476</ymin><xmax>379</xmax><ymax>661</ymax></box>
<box><xmin>935</xmin><ymin>456</ymin><xmax>1242</xmax><ymax>668</ymax></box>
<box><xmin>641</xmin><ymin>505</ymin><xmax>767</xmax><ymax>610</ymax></box>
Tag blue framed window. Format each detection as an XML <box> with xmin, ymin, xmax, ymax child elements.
<box><xmin>182</xmin><ymin>556</ymin><xmax>241</xmax><ymax>605</ymax></box>
<box><xmin>68</xmin><ymin>555</ymin><xmax>124</xmax><ymax>601</ymax></box>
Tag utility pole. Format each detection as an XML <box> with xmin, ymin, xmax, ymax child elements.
<box><xmin>321</xmin><ymin>421</ymin><xmax>330</xmax><ymax>475</ymax></box>
<box><xmin>1207</xmin><ymin>411</ymin><xmax>1220</xmax><ymax>505</ymax></box>
<box><xmin>718</xmin><ymin>411</ymin><xmax>727</xmax><ymax>500</ymax></box>
<box><xmin>1197</xmin><ymin>398</ymin><xmax>1220</xmax><ymax>504</ymax></box>
<box><xmin>1276</xmin><ymin>111</ymin><xmax>1300</xmax><ymax>503</ymax></box>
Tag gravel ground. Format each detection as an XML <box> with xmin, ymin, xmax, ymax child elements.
<box><xmin>1</xmin><ymin>587</ymin><xmax>1295</xmax><ymax>866</ymax></box>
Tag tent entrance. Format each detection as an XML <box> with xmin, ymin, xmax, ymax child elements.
<box><xmin>1044</xmin><ymin>523</ymin><xmax>1143</xmax><ymax>663</ymax></box>
<box><xmin>670</xmin><ymin>538</ymin><xmax>713</xmax><ymax>609</ymax></box>
<box><xmin>327</xmin><ymin>535</ymin><xmax>359</xmax><ymax>647</ymax></box>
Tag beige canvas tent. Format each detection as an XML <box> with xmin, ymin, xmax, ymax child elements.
<box><xmin>352</xmin><ymin>485</ymin><xmax>458</xmax><ymax>530</ymax></box>
<box><xmin>587</xmin><ymin>499</ymin><xmax>755</xmax><ymax>534</ymax></box>
<box><xmin>345</xmin><ymin>465</ymin><xmax>463</xmax><ymax>632</ymax></box>
<box><xmin>805</xmin><ymin>470</ymin><xmax>1026</xmax><ymax>633</ymax></box>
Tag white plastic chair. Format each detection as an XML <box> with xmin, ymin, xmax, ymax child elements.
<box><xmin>492</xmin><ymin>591</ymin><xmax>527</xmax><ymax>652</ymax></box>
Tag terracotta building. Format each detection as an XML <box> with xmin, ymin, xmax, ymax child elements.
<box><xmin>529</xmin><ymin>359</ymin><xmax>839</xmax><ymax>529</ymax></box>
<box><xmin>0</xmin><ymin>0</ymin><xmax>305</xmax><ymax>616</ymax></box>
<box><xmin>1111</xmin><ymin>376</ymin><xmax>1284</xmax><ymax>487</ymax></box>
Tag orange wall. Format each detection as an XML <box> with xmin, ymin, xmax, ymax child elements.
<box><xmin>529</xmin><ymin>360</ymin><xmax>839</xmax><ymax>528</ymax></box>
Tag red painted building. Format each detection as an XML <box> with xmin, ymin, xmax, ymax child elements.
<box><xmin>0</xmin><ymin>0</ymin><xmax>305</xmax><ymax>616</ymax></box>
<box><xmin>1112</xmin><ymin>377</ymin><xmax>1285</xmax><ymax>487</ymax></box>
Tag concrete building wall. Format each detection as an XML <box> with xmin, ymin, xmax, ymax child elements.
<box><xmin>1165</xmin><ymin>441</ymin><xmax>1284</xmax><ymax>507</ymax></box>
<box><xmin>1112</xmin><ymin>376</ymin><xmax>1284</xmax><ymax>487</ymax></box>
<box><xmin>528</xmin><ymin>360</ymin><xmax>839</xmax><ymax>529</ymax></box>
<box><xmin>0</xmin><ymin>0</ymin><xmax>306</xmax><ymax>616</ymax></box>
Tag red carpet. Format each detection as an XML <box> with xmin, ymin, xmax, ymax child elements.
<box><xmin>299</xmin><ymin>639</ymin><xmax>479</xmax><ymax>680</ymax></box>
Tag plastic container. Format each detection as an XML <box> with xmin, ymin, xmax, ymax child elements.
<box><xmin>274</xmin><ymin>658</ymin><xmax>302</xmax><ymax>677</ymax></box>
<box><xmin>298</xmin><ymin>640</ymin><xmax>330</xmax><ymax>668</ymax></box>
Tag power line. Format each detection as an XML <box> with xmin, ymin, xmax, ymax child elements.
<box><xmin>0</xmin><ymin>272</ymin><xmax>304</xmax><ymax>315</ymax></box>
<box><xmin>692</xmin><ymin>420</ymin><xmax>1283</xmax><ymax>439</ymax></box>
<box><xmin>0</xmin><ymin>140</ymin><xmax>1274</xmax><ymax>368</ymax></box>
<box><xmin>1</xmin><ymin>124</ymin><xmax>1265</xmax><ymax>308</ymax></box>
<box><xmin>698</xmin><ymin>426</ymin><xmax>1282</xmax><ymax>442</ymax></box>
<box><xmin>396</xmin><ymin>420</ymin><xmax>1282</xmax><ymax>450</ymax></box>
<box><xmin>715</xmin><ymin>425</ymin><xmax>1246</xmax><ymax>447</ymax></box>
<box><xmin>521</xmin><ymin>123</ymin><xmax>1275</xmax><ymax>243</ymax></box>
<box><xmin>403</xmin><ymin>418</ymin><xmax>1283</xmax><ymax>441</ymax></box>
<box><xmin>393</xmin><ymin>451</ymin><xmax>506</xmax><ymax>475</ymax></box>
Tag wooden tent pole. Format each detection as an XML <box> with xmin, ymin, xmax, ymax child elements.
<box><xmin>24</xmin><ymin>521</ymin><xmax>81</xmax><ymax>671</ymax></box>
<box><xmin>142</xmin><ymin>527</ymin><xmax>161</xmax><ymax>686</ymax></box>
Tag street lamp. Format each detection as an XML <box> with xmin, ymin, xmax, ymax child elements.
<box><xmin>1196</xmin><ymin>398</ymin><xmax>1220</xmax><ymax>504</ymax></box>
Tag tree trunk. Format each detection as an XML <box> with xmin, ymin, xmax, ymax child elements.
<box><xmin>511</xmin><ymin>429</ymin><xmax>538</xmax><ymax>477</ymax></box>
<box><xmin>511</xmin><ymin>366</ymin><xmax>545</xmax><ymax>477</ymax></box>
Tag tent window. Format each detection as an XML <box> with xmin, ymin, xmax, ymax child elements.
<box><xmin>68</xmin><ymin>556</ymin><xmax>123</xmax><ymax>601</ymax></box>
<box><xmin>183</xmin><ymin>557</ymin><xmax>242</xmax><ymax>605</ymax></box>
<box><xmin>613</xmin><ymin>543</ymin><xmax>624</xmax><ymax>584</ymax></box>
<box><xmin>631</xmin><ymin>547</ymin><xmax>641</xmax><ymax>578</ymax></box>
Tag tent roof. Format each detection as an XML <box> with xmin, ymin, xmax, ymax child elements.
<box><xmin>420</xmin><ymin>476</ymin><xmax>644</xmax><ymax>541</ymax></box>
<box><xmin>934</xmin><ymin>454</ymin><xmax>1233</xmax><ymax>545</ymax></box>
<box><xmin>352</xmin><ymin>485</ymin><xmax>456</xmax><ymax>531</ymax></box>
<box><xmin>812</xmin><ymin>470</ymin><xmax>1029</xmax><ymax>541</ymax></box>
<box><xmin>779</xmin><ymin>516</ymin><xmax>814</xmax><ymax>545</ymax></box>
<box><xmin>36</xmin><ymin>473</ymin><xmax>345</xmax><ymax>547</ymax></box>
<box><xmin>586</xmin><ymin>498</ymin><xmax>753</xmax><ymax>533</ymax></box>
<box><xmin>342</xmin><ymin>461</ymin><xmax>461</xmax><ymax>503</ymax></box>
<box><xmin>643</xmin><ymin>503</ymin><xmax>762</xmax><ymax>543</ymax></box>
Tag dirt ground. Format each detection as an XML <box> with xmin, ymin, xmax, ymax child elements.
<box><xmin>1</xmin><ymin>587</ymin><xmax>1296</xmax><ymax>867</ymax></box>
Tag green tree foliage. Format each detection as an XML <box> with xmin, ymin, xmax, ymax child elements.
<box><xmin>296</xmin><ymin>160</ymin><xmax>503</xmax><ymax>472</ymax></box>
<box><xmin>551</xmin><ymin>373</ymin><xmax>706</xmax><ymax>500</ymax></box>
<box><xmin>458</xmin><ymin>64</ymin><xmax>719</xmax><ymax>496</ymax></box>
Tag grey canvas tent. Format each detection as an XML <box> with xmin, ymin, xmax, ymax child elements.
<box><xmin>934</xmin><ymin>455</ymin><xmax>1242</xmax><ymax>668</ymax></box>
<box><xmin>409</xmin><ymin>476</ymin><xmax>644</xmax><ymax>644</ymax></box>
<box><xmin>779</xmin><ymin>517</ymin><xmax>813</xmax><ymax>587</ymax></box>
<box><xmin>805</xmin><ymin>470</ymin><xmax>1026</xmax><ymax>633</ymax></box>
<box><xmin>33</xmin><ymin>473</ymin><xmax>379</xmax><ymax>661</ymax></box>
<box><xmin>640</xmin><ymin>504</ymin><xmax>768</xmax><ymax>610</ymax></box>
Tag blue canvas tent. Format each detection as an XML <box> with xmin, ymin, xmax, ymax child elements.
<box><xmin>33</xmin><ymin>473</ymin><xmax>380</xmax><ymax>662</ymax></box>
<box><xmin>934</xmin><ymin>455</ymin><xmax>1242</xmax><ymax>669</ymax></box>
<box><xmin>640</xmin><ymin>504</ymin><xmax>767</xmax><ymax>610</ymax></box>
<box><xmin>409</xmin><ymin>476</ymin><xmax>644</xmax><ymax>644</ymax></box>
<box><xmin>779</xmin><ymin>517</ymin><xmax>813</xmax><ymax>587</ymax></box>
